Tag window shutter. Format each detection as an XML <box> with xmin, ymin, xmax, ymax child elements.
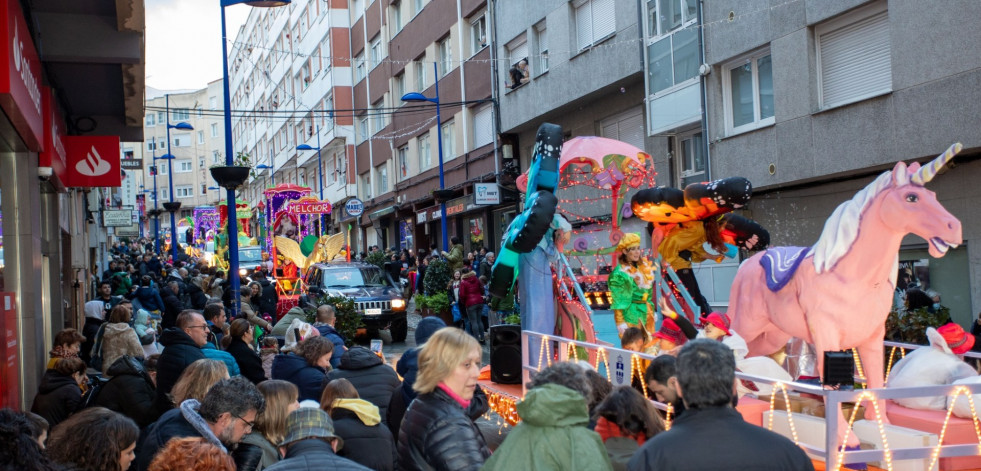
<box><xmin>473</xmin><ymin>106</ymin><xmax>493</xmax><ymax>148</ymax></box>
<box><xmin>509</xmin><ymin>40</ymin><xmax>528</xmax><ymax>64</ymax></box>
<box><xmin>819</xmin><ymin>10</ymin><xmax>891</xmax><ymax>109</ymax></box>
<box><xmin>617</xmin><ymin>112</ymin><xmax>645</xmax><ymax>150</ymax></box>
<box><xmin>592</xmin><ymin>0</ymin><xmax>616</xmax><ymax>40</ymax></box>
<box><xmin>575</xmin><ymin>2</ymin><xmax>592</xmax><ymax>50</ymax></box>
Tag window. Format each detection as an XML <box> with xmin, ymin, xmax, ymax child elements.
<box><xmin>211</xmin><ymin>123</ymin><xmax>219</xmax><ymax>137</ymax></box>
<box><xmin>360</xmin><ymin>172</ymin><xmax>372</xmax><ymax>199</ymax></box>
<box><xmin>506</xmin><ymin>36</ymin><xmax>527</xmax><ymax>70</ymax></box>
<box><xmin>574</xmin><ymin>0</ymin><xmax>616</xmax><ymax>50</ymax></box>
<box><xmin>157</xmin><ymin>111</ymin><xmax>165</xmax><ymax>123</ymax></box>
<box><xmin>160</xmin><ymin>188</ymin><xmax>169</xmax><ymax>200</ymax></box>
<box><xmin>535</xmin><ymin>22</ymin><xmax>548</xmax><ymax>74</ymax></box>
<box><xmin>369</xmin><ymin>36</ymin><xmax>382</xmax><ymax>69</ymax></box>
<box><xmin>358</xmin><ymin>116</ymin><xmax>369</xmax><ymax>143</ymax></box>
<box><xmin>472</xmin><ymin>105</ymin><xmax>493</xmax><ymax>149</ymax></box>
<box><xmin>197</xmin><ymin>131</ymin><xmax>204</xmax><ymax>144</ymax></box>
<box><xmin>441</xmin><ymin>120</ymin><xmax>455</xmax><ymax>158</ymax></box>
<box><xmin>391</xmin><ymin>4</ymin><xmax>403</xmax><ymax>34</ymax></box>
<box><xmin>413</xmin><ymin>0</ymin><xmax>424</xmax><ymax>16</ymax></box>
<box><xmin>300</xmin><ymin>61</ymin><xmax>312</xmax><ymax>89</ymax></box>
<box><xmin>354</xmin><ymin>52</ymin><xmax>366</xmax><ymax>81</ymax></box>
<box><xmin>648</xmin><ymin>0</ymin><xmax>697</xmax><ymax>37</ymax></box>
<box><xmin>418</xmin><ymin>133</ymin><xmax>431</xmax><ymax>169</ymax></box>
<box><xmin>147</xmin><ymin>139</ymin><xmax>156</xmax><ymax>151</ymax></box>
<box><xmin>327</xmin><ymin>153</ymin><xmax>336</xmax><ymax>184</ymax></box>
<box><xmin>177</xmin><ymin>160</ymin><xmax>193</xmax><ymax>172</ymax></box>
<box><xmin>199</xmin><ymin>156</ymin><xmax>205</xmax><ymax>168</ymax></box>
<box><xmin>352</xmin><ymin>0</ymin><xmax>363</xmax><ymax>19</ymax></box>
<box><xmin>146</xmin><ymin>114</ymin><xmax>155</xmax><ymax>126</ymax></box>
<box><xmin>438</xmin><ymin>37</ymin><xmax>452</xmax><ymax>77</ymax></box>
<box><xmin>394</xmin><ymin>73</ymin><xmax>406</xmax><ymax>101</ymax></box>
<box><xmin>175</xmin><ymin>186</ymin><xmax>193</xmax><ymax>198</ymax></box>
<box><xmin>209</xmin><ymin>96</ymin><xmax>217</xmax><ymax>110</ymax></box>
<box><xmin>172</xmin><ymin>109</ymin><xmax>190</xmax><ymax>121</ymax></box>
<box><xmin>470</xmin><ymin>13</ymin><xmax>487</xmax><ymax>54</ymax></box>
<box><xmin>816</xmin><ymin>2</ymin><xmax>890</xmax><ymax>110</ymax></box>
<box><xmin>371</xmin><ymin>100</ymin><xmax>385</xmax><ymax>134</ymax></box>
<box><xmin>201</xmin><ymin>184</ymin><xmax>207</xmax><ymax>194</ymax></box>
<box><xmin>723</xmin><ymin>49</ymin><xmax>774</xmax><ymax>134</ymax></box>
<box><xmin>397</xmin><ymin>145</ymin><xmax>408</xmax><ymax>179</ymax></box>
<box><xmin>415</xmin><ymin>55</ymin><xmax>427</xmax><ymax>89</ymax></box>
<box><xmin>645</xmin><ymin>0</ymin><xmax>699</xmax><ymax>96</ymax></box>
<box><xmin>376</xmin><ymin>164</ymin><xmax>388</xmax><ymax>194</ymax></box>
<box><xmin>679</xmin><ymin>131</ymin><xmax>706</xmax><ymax>186</ymax></box>
<box><xmin>213</xmin><ymin>150</ymin><xmax>222</xmax><ymax>164</ymax></box>
<box><xmin>321</xmin><ymin>95</ymin><xmax>334</xmax><ymax>129</ymax></box>
<box><xmin>173</xmin><ymin>134</ymin><xmax>191</xmax><ymax>147</ymax></box>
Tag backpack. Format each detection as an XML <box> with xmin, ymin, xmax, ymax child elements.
<box><xmin>89</xmin><ymin>323</ymin><xmax>107</xmax><ymax>371</ymax></box>
<box><xmin>82</xmin><ymin>375</ymin><xmax>109</xmax><ymax>409</ymax></box>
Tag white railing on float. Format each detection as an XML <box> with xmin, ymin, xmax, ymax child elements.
<box><xmin>521</xmin><ymin>330</ymin><xmax>981</xmax><ymax>471</ymax></box>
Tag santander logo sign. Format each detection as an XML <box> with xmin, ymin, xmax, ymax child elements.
<box><xmin>75</xmin><ymin>145</ymin><xmax>112</xmax><ymax>177</ymax></box>
<box><xmin>11</xmin><ymin>23</ymin><xmax>40</xmax><ymax>116</ymax></box>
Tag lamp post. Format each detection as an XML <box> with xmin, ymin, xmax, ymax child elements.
<box><xmin>220</xmin><ymin>0</ymin><xmax>290</xmax><ymax>316</ymax></box>
<box><xmin>401</xmin><ymin>62</ymin><xmax>447</xmax><ymax>251</ymax></box>
<box><xmin>151</xmin><ymin>153</ymin><xmax>173</xmax><ymax>254</ymax></box>
<box><xmin>297</xmin><ymin>126</ymin><xmax>325</xmax><ymax>232</ymax></box>
<box><xmin>256</xmin><ymin>163</ymin><xmax>275</xmax><ymax>186</ymax></box>
<box><xmin>164</xmin><ymin>94</ymin><xmax>193</xmax><ymax>262</ymax></box>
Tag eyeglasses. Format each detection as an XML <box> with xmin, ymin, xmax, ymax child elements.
<box><xmin>186</xmin><ymin>325</ymin><xmax>210</xmax><ymax>331</ymax></box>
<box><xmin>232</xmin><ymin>413</ymin><xmax>255</xmax><ymax>431</ymax></box>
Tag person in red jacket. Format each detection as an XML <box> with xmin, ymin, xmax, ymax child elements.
<box><xmin>458</xmin><ymin>268</ymin><xmax>486</xmax><ymax>342</ymax></box>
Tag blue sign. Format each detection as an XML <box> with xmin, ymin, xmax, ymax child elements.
<box><xmin>345</xmin><ymin>198</ymin><xmax>364</xmax><ymax>218</ymax></box>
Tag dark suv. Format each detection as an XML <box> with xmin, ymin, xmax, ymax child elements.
<box><xmin>304</xmin><ymin>261</ymin><xmax>408</xmax><ymax>342</ymax></box>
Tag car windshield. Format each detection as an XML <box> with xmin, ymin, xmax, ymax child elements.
<box><xmin>239</xmin><ymin>248</ymin><xmax>262</xmax><ymax>263</ymax></box>
<box><xmin>323</xmin><ymin>267</ymin><xmax>389</xmax><ymax>287</ymax></box>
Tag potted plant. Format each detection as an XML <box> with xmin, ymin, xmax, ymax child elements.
<box><xmin>417</xmin><ymin>291</ymin><xmax>452</xmax><ymax>325</ymax></box>
<box><xmin>210</xmin><ymin>152</ymin><xmax>252</xmax><ymax>190</ymax></box>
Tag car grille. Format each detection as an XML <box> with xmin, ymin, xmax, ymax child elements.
<box><xmin>357</xmin><ymin>300</ymin><xmax>391</xmax><ymax>314</ymax></box>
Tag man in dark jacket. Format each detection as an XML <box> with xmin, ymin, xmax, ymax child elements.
<box><xmin>312</xmin><ymin>305</ymin><xmax>346</xmax><ymax>369</ymax></box>
<box><xmin>264</xmin><ymin>408</ymin><xmax>370</xmax><ymax>471</ymax></box>
<box><xmin>135</xmin><ymin>376</ymin><xmax>265</xmax><ymax>471</ymax></box>
<box><xmin>154</xmin><ymin>310</ymin><xmax>208</xmax><ymax>416</ymax></box>
<box><xmin>186</xmin><ymin>277</ymin><xmax>209</xmax><ymax>310</ymax></box>
<box><xmin>160</xmin><ymin>281</ymin><xmax>184</xmax><ymax>329</ymax></box>
<box><xmin>324</xmin><ymin>347</ymin><xmax>401</xmax><ymax>419</ymax></box>
<box><xmin>254</xmin><ymin>270</ymin><xmax>279</xmax><ymax>317</ymax></box>
<box><xmin>644</xmin><ymin>354</ymin><xmax>687</xmax><ymax>417</ymax></box>
<box><xmin>93</xmin><ymin>355</ymin><xmax>157</xmax><ymax>428</ymax></box>
<box><xmin>627</xmin><ymin>340</ymin><xmax>815</xmax><ymax>471</ymax></box>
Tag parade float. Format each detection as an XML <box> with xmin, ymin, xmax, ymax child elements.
<box><xmin>212</xmin><ymin>199</ymin><xmax>258</xmax><ymax>273</ymax></box>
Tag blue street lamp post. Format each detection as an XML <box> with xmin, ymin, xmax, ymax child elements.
<box><xmin>401</xmin><ymin>62</ymin><xmax>448</xmax><ymax>251</ymax></box>
<box><xmin>150</xmin><ymin>152</ymin><xmax>173</xmax><ymax>254</ymax></box>
<box><xmin>220</xmin><ymin>0</ymin><xmax>290</xmax><ymax>316</ymax></box>
<box><xmin>256</xmin><ymin>163</ymin><xmax>275</xmax><ymax>186</ymax></box>
<box><xmin>164</xmin><ymin>94</ymin><xmax>193</xmax><ymax>262</ymax></box>
<box><xmin>297</xmin><ymin>125</ymin><xmax>325</xmax><ymax>231</ymax></box>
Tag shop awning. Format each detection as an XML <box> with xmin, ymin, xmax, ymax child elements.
<box><xmin>368</xmin><ymin>205</ymin><xmax>398</xmax><ymax>222</ymax></box>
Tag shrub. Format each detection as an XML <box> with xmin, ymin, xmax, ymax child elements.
<box><xmin>304</xmin><ymin>293</ymin><xmax>363</xmax><ymax>347</ymax></box>
<box><xmin>365</xmin><ymin>250</ymin><xmax>387</xmax><ymax>270</ymax></box>
<box><xmin>884</xmin><ymin>305</ymin><xmax>950</xmax><ymax>344</ymax></box>
<box><xmin>423</xmin><ymin>257</ymin><xmax>452</xmax><ymax>296</ymax></box>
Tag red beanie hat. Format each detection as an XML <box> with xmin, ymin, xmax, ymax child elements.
<box><xmin>938</xmin><ymin>323</ymin><xmax>974</xmax><ymax>354</ymax></box>
<box><xmin>654</xmin><ymin>318</ymin><xmax>686</xmax><ymax>346</ymax></box>
<box><xmin>705</xmin><ymin>312</ymin><xmax>732</xmax><ymax>336</ymax></box>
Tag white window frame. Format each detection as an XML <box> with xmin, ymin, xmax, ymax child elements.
<box><xmin>375</xmin><ymin>163</ymin><xmax>388</xmax><ymax>195</ymax></box>
<box><xmin>147</xmin><ymin>140</ymin><xmax>156</xmax><ymax>151</ymax></box>
<box><xmin>175</xmin><ymin>186</ymin><xmax>194</xmax><ymax>199</ymax></box>
<box><xmin>361</xmin><ymin>172</ymin><xmax>372</xmax><ymax>199</ymax></box>
<box><xmin>471</xmin><ymin>104</ymin><xmax>493</xmax><ymax>149</ymax></box>
<box><xmin>418</xmin><ymin>132</ymin><xmax>431</xmax><ymax>169</ymax></box>
<box><xmin>173</xmin><ymin>134</ymin><xmax>191</xmax><ymax>147</ymax></box>
<box><xmin>146</xmin><ymin>114</ymin><xmax>155</xmax><ymax>126</ymax></box>
<box><xmin>355</xmin><ymin>52</ymin><xmax>366</xmax><ymax>81</ymax></box>
<box><xmin>211</xmin><ymin>123</ymin><xmax>219</xmax><ymax>137</ymax></box>
<box><xmin>721</xmin><ymin>48</ymin><xmax>775</xmax><ymax>136</ymax></box>
<box><xmin>197</xmin><ymin>131</ymin><xmax>204</xmax><ymax>144</ymax></box>
<box><xmin>415</xmin><ymin>56</ymin><xmax>427</xmax><ymax>90</ymax></box>
<box><xmin>535</xmin><ymin>22</ymin><xmax>548</xmax><ymax>75</ymax></box>
<box><xmin>438</xmin><ymin>36</ymin><xmax>452</xmax><ymax>77</ymax></box>
<box><xmin>160</xmin><ymin>188</ymin><xmax>169</xmax><ymax>200</ymax></box>
<box><xmin>394</xmin><ymin>73</ymin><xmax>406</xmax><ymax>102</ymax></box>
<box><xmin>369</xmin><ymin>36</ymin><xmax>382</xmax><ymax>69</ymax></box>
<box><xmin>677</xmin><ymin>129</ymin><xmax>706</xmax><ymax>185</ymax></box>
<box><xmin>391</xmin><ymin>4</ymin><xmax>403</xmax><ymax>35</ymax></box>
<box><xmin>177</xmin><ymin>160</ymin><xmax>193</xmax><ymax>173</ymax></box>
<box><xmin>815</xmin><ymin>1</ymin><xmax>891</xmax><ymax>110</ymax></box>
<box><xmin>441</xmin><ymin>119</ymin><xmax>455</xmax><ymax>158</ymax></box>
<box><xmin>172</xmin><ymin>109</ymin><xmax>190</xmax><ymax>121</ymax></box>
<box><xmin>470</xmin><ymin>13</ymin><xmax>487</xmax><ymax>56</ymax></box>
<box><xmin>358</xmin><ymin>116</ymin><xmax>369</xmax><ymax>143</ymax></box>
<box><xmin>397</xmin><ymin>145</ymin><xmax>409</xmax><ymax>180</ymax></box>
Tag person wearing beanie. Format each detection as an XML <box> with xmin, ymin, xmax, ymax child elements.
<box><xmin>653</xmin><ymin>318</ymin><xmax>688</xmax><ymax>354</ymax></box>
<box><xmin>888</xmin><ymin>323</ymin><xmax>977</xmax><ymax>411</ymax></box>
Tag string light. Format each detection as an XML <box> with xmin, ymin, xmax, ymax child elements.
<box><xmin>851</xmin><ymin>348</ymin><xmax>866</xmax><ymax>382</ymax></box>
<box><xmin>536</xmin><ymin>335</ymin><xmax>552</xmax><ymax>369</ymax></box>
<box><xmin>924</xmin><ymin>386</ymin><xmax>981</xmax><ymax>471</ymax></box>
<box><xmin>664</xmin><ymin>403</ymin><xmax>673</xmax><ymax>431</ymax></box>
<box><xmin>834</xmin><ymin>391</ymin><xmax>892</xmax><ymax>471</ymax></box>
<box><xmin>766</xmin><ymin>383</ymin><xmax>801</xmax><ymax>446</ymax></box>
<box><xmin>566</xmin><ymin>341</ymin><xmax>580</xmax><ymax>362</ymax></box>
<box><xmin>631</xmin><ymin>354</ymin><xmax>649</xmax><ymax>398</ymax></box>
<box><xmin>486</xmin><ymin>390</ymin><xmax>521</xmax><ymax>427</ymax></box>
<box><xmin>594</xmin><ymin>347</ymin><xmax>610</xmax><ymax>375</ymax></box>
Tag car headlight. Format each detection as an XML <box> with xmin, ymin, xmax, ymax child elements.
<box><xmin>239</xmin><ymin>268</ymin><xmax>248</xmax><ymax>277</ymax></box>
<box><xmin>391</xmin><ymin>299</ymin><xmax>406</xmax><ymax>310</ymax></box>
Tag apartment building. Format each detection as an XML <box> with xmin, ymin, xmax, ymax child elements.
<box><xmin>699</xmin><ymin>0</ymin><xmax>981</xmax><ymax>322</ymax></box>
<box><xmin>141</xmin><ymin>83</ymin><xmax>227</xmax><ymax>241</ymax></box>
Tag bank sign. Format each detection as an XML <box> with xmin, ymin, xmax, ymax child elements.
<box><xmin>0</xmin><ymin>0</ymin><xmax>43</xmax><ymax>151</ymax></box>
<box><xmin>345</xmin><ymin>198</ymin><xmax>364</xmax><ymax>218</ymax></box>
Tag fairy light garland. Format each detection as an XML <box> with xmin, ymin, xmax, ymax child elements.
<box><xmin>924</xmin><ymin>386</ymin><xmax>981</xmax><ymax>471</ymax></box>
<box><xmin>766</xmin><ymin>383</ymin><xmax>801</xmax><ymax>446</ymax></box>
<box><xmin>486</xmin><ymin>390</ymin><xmax>521</xmax><ymax>428</ymax></box>
<box><xmin>834</xmin><ymin>391</ymin><xmax>892</xmax><ymax>471</ymax></box>
<box><xmin>536</xmin><ymin>335</ymin><xmax>552</xmax><ymax>369</ymax></box>
<box><xmin>631</xmin><ymin>354</ymin><xmax>648</xmax><ymax>397</ymax></box>
<box><xmin>594</xmin><ymin>347</ymin><xmax>611</xmax><ymax>375</ymax></box>
<box><xmin>851</xmin><ymin>348</ymin><xmax>866</xmax><ymax>381</ymax></box>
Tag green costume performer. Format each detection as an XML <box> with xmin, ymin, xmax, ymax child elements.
<box><xmin>608</xmin><ymin>233</ymin><xmax>657</xmax><ymax>338</ymax></box>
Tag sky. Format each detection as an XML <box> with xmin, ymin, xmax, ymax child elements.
<box><xmin>145</xmin><ymin>0</ymin><xmax>253</xmax><ymax>92</ymax></box>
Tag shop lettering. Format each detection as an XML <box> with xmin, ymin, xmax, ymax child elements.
<box><xmin>12</xmin><ymin>23</ymin><xmax>41</xmax><ymax>116</ymax></box>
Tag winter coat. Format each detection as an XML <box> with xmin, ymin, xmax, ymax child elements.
<box><xmin>160</xmin><ymin>288</ymin><xmax>184</xmax><ymax>329</ymax></box>
<box><xmin>330</xmin><ymin>399</ymin><xmax>396</xmax><ymax>471</ymax></box>
<box><xmin>271</xmin><ymin>353</ymin><xmax>327</xmax><ymax>402</ymax></box>
<box><xmin>186</xmin><ymin>282</ymin><xmax>208</xmax><ymax>310</ymax></box>
<box><xmin>478</xmin><ymin>260</ymin><xmax>493</xmax><ymax>281</ymax></box>
<box><xmin>396</xmin><ymin>387</ymin><xmax>490</xmax><ymax>471</ymax></box>
<box><xmin>482</xmin><ymin>383</ymin><xmax>613</xmax><ymax>470</ymax></box>
<box><xmin>92</xmin><ymin>356</ymin><xmax>157</xmax><ymax>428</ymax></box>
<box><xmin>226</xmin><ymin>337</ymin><xmax>267</xmax><ymax>384</ymax></box>
<box><xmin>133</xmin><ymin>309</ymin><xmax>156</xmax><ymax>346</ymax></box>
<box><xmin>457</xmin><ymin>273</ymin><xmax>484</xmax><ymax>308</ymax></box>
<box><xmin>260</xmin><ymin>348</ymin><xmax>277</xmax><ymax>380</ymax></box>
<box><xmin>445</xmin><ymin>243</ymin><xmax>465</xmax><ymax>272</ymax></box>
<box><xmin>154</xmin><ymin>328</ymin><xmax>206</xmax><ymax>411</ymax></box>
<box><xmin>314</xmin><ymin>323</ymin><xmax>347</xmax><ymax>369</ymax></box>
<box><xmin>257</xmin><ymin>278</ymin><xmax>279</xmax><ymax>318</ymax></box>
<box><xmin>135</xmin><ymin>399</ymin><xmax>227</xmax><ymax>471</ymax></box>
<box><xmin>239</xmin><ymin>431</ymin><xmax>281</xmax><ymax>471</ymax></box>
<box><xmin>324</xmin><ymin>347</ymin><xmax>401</xmax><ymax>419</ymax></box>
<box><xmin>626</xmin><ymin>406</ymin><xmax>815</xmax><ymax>471</ymax></box>
<box><xmin>134</xmin><ymin>286</ymin><xmax>165</xmax><ymax>312</ymax></box>
<box><xmin>201</xmin><ymin>342</ymin><xmax>241</xmax><ymax>376</ymax></box>
<box><xmin>241</xmin><ymin>301</ymin><xmax>274</xmax><ymax>332</ymax></box>
<box><xmin>271</xmin><ymin>306</ymin><xmax>306</xmax><ymax>337</ymax></box>
<box><xmin>100</xmin><ymin>322</ymin><xmax>145</xmax><ymax>376</ymax></box>
<box><xmin>30</xmin><ymin>369</ymin><xmax>82</xmax><ymax>428</ymax></box>
<box><xmin>263</xmin><ymin>438</ymin><xmax>370</xmax><ymax>471</ymax></box>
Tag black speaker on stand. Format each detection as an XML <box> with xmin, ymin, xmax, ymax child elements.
<box><xmin>490</xmin><ymin>325</ymin><xmax>522</xmax><ymax>384</ymax></box>
<box><xmin>822</xmin><ymin>350</ymin><xmax>855</xmax><ymax>388</ymax></box>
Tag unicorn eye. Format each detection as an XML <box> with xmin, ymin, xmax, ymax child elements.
<box><xmin>905</xmin><ymin>193</ymin><xmax>919</xmax><ymax>203</ymax></box>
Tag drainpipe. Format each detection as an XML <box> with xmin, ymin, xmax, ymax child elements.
<box><xmin>489</xmin><ymin>0</ymin><xmax>501</xmax><ymax>179</ymax></box>
<box><xmin>698</xmin><ymin>0</ymin><xmax>711</xmax><ymax>181</ymax></box>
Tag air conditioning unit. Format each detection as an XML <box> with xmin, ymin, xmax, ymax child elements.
<box><xmin>397</xmin><ymin>194</ymin><xmax>406</xmax><ymax>204</ymax></box>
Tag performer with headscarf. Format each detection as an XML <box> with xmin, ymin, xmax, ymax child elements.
<box><xmin>608</xmin><ymin>233</ymin><xmax>658</xmax><ymax>338</ymax></box>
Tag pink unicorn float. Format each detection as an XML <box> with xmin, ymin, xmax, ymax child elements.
<box><xmin>729</xmin><ymin>143</ymin><xmax>964</xmax><ymax>447</ymax></box>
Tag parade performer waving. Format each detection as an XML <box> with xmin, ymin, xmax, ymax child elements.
<box><xmin>609</xmin><ymin>233</ymin><xmax>657</xmax><ymax>338</ymax></box>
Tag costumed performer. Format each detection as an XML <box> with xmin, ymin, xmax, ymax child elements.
<box><xmin>657</xmin><ymin>217</ymin><xmax>731</xmax><ymax>318</ymax></box>
<box><xmin>888</xmin><ymin>323</ymin><xmax>976</xmax><ymax>411</ymax></box>
<box><xmin>609</xmin><ymin>233</ymin><xmax>657</xmax><ymax>338</ymax></box>
<box><xmin>517</xmin><ymin>214</ymin><xmax>571</xmax><ymax>367</ymax></box>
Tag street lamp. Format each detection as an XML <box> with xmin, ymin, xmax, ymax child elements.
<box><xmin>256</xmin><ymin>163</ymin><xmax>275</xmax><ymax>186</ymax></box>
<box><xmin>297</xmin><ymin>132</ymin><xmax>325</xmax><ymax>232</ymax></box>
<box><xmin>152</xmin><ymin>153</ymin><xmax>173</xmax><ymax>253</ymax></box>
<box><xmin>220</xmin><ymin>0</ymin><xmax>291</xmax><ymax>316</ymax></box>
<box><xmin>401</xmin><ymin>61</ymin><xmax>448</xmax><ymax>251</ymax></box>
<box><xmin>164</xmin><ymin>94</ymin><xmax>193</xmax><ymax>262</ymax></box>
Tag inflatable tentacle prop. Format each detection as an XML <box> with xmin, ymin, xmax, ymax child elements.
<box><xmin>489</xmin><ymin>123</ymin><xmax>562</xmax><ymax>298</ymax></box>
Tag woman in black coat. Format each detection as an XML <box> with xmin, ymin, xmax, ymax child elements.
<box><xmin>31</xmin><ymin>357</ymin><xmax>87</xmax><ymax>428</ymax></box>
<box><xmin>321</xmin><ymin>378</ymin><xmax>396</xmax><ymax>471</ymax></box>
<box><xmin>92</xmin><ymin>355</ymin><xmax>157</xmax><ymax>428</ymax></box>
<box><xmin>222</xmin><ymin>318</ymin><xmax>267</xmax><ymax>384</ymax></box>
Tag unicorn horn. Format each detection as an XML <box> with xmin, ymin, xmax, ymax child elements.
<box><xmin>911</xmin><ymin>142</ymin><xmax>962</xmax><ymax>186</ymax></box>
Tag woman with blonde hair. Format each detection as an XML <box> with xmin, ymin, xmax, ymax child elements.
<box><xmin>397</xmin><ymin>327</ymin><xmax>489</xmax><ymax>470</ymax></box>
<box><xmin>100</xmin><ymin>304</ymin><xmax>145</xmax><ymax>376</ymax></box>
<box><xmin>168</xmin><ymin>359</ymin><xmax>229</xmax><ymax>408</ymax></box>
<box><xmin>321</xmin><ymin>378</ymin><xmax>396</xmax><ymax>471</ymax></box>
<box><xmin>147</xmin><ymin>437</ymin><xmax>236</xmax><ymax>471</ymax></box>
<box><xmin>235</xmin><ymin>380</ymin><xmax>299</xmax><ymax>471</ymax></box>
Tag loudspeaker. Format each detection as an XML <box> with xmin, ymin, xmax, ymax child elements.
<box><xmin>490</xmin><ymin>325</ymin><xmax>522</xmax><ymax>384</ymax></box>
<box><xmin>823</xmin><ymin>351</ymin><xmax>855</xmax><ymax>386</ymax></box>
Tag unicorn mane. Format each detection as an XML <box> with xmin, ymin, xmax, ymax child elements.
<box><xmin>811</xmin><ymin>169</ymin><xmax>897</xmax><ymax>274</ymax></box>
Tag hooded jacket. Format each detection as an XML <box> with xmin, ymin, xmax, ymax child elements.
<box><xmin>324</xmin><ymin>347</ymin><xmax>401</xmax><ymax>419</ymax></box>
<box><xmin>457</xmin><ymin>272</ymin><xmax>485</xmax><ymax>308</ymax></box>
<box><xmin>396</xmin><ymin>387</ymin><xmax>490</xmax><ymax>471</ymax></box>
<box><xmin>93</xmin><ymin>356</ymin><xmax>157</xmax><ymax>428</ymax></box>
<box><xmin>155</xmin><ymin>328</ymin><xmax>206</xmax><ymax>412</ymax></box>
<box><xmin>313</xmin><ymin>323</ymin><xmax>346</xmax><ymax>369</ymax></box>
<box><xmin>331</xmin><ymin>398</ymin><xmax>396</xmax><ymax>471</ymax></box>
<box><xmin>185</xmin><ymin>281</ymin><xmax>209</xmax><ymax>310</ymax></box>
<box><xmin>271</xmin><ymin>353</ymin><xmax>326</xmax><ymax>402</ymax></box>
<box><xmin>135</xmin><ymin>399</ymin><xmax>226</xmax><ymax>471</ymax></box>
<box><xmin>30</xmin><ymin>369</ymin><xmax>82</xmax><ymax>428</ymax></box>
<box><xmin>160</xmin><ymin>287</ymin><xmax>184</xmax><ymax>329</ymax></box>
<box><xmin>100</xmin><ymin>322</ymin><xmax>145</xmax><ymax>376</ymax></box>
<box><xmin>134</xmin><ymin>286</ymin><xmax>165</xmax><ymax>312</ymax></box>
<box><xmin>482</xmin><ymin>383</ymin><xmax>614</xmax><ymax>471</ymax></box>
<box><xmin>271</xmin><ymin>306</ymin><xmax>306</xmax><ymax>336</ymax></box>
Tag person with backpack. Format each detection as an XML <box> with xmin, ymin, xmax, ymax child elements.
<box><xmin>92</xmin><ymin>355</ymin><xmax>159</xmax><ymax>428</ymax></box>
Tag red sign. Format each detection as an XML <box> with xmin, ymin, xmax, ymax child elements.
<box><xmin>285</xmin><ymin>196</ymin><xmax>333</xmax><ymax>215</ymax></box>
<box><xmin>64</xmin><ymin>135</ymin><xmax>122</xmax><ymax>187</ymax></box>
<box><xmin>40</xmin><ymin>88</ymin><xmax>67</xmax><ymax>191</ymax></box>
<box><xmin>0</xmin><ymin>0</ymin><xmax>43</xmax><ymax>151</ymax></box>
<box><xmin>0</xmin><ymin>293</ymin><xmax>18</xmax><ymax>409</ymax></box>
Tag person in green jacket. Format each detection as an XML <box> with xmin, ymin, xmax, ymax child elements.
<box><xmin>483</xmin><ymin>362</ymin><xmax>613</xmax><ymax>471</ymax></box>
<box><xmin>442</xmin><ymin>236</ymin><xmax>465</xmax><ymax>272</ymax></box>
